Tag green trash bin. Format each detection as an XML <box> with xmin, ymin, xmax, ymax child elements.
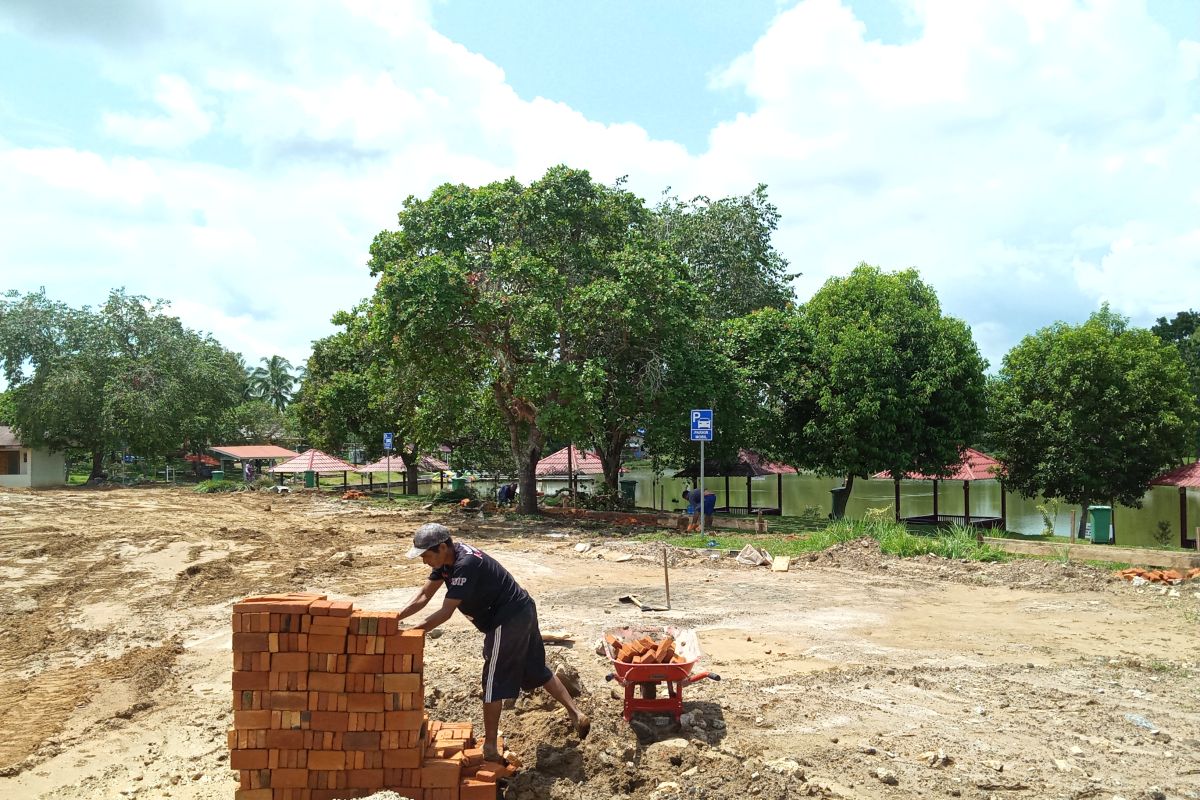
<box><xmin>1088</xmin><ymin>505</ymin><xmax>1112</xmax><ymax>544</ymax></box>
<box><xmin>451</xmin><ymin>477</ymin><xmax>467</xmax><ymax>491</ymax></box>
<box><xmin>210</xmin><ymin>470</ymin><xmax>224</xmax><ymax>482</ymax></box>
<box><xmin>304</xmin><ymin>470</ymin><xmax>316</xmax><ymax>488</ymax></box>
<box><xmin>619</xmin><ymin>479</ymin><xmax>637</xmax><ymax>503</ymax></box>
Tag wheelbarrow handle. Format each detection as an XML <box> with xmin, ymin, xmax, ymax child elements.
<box><xmin>605</xmin><ymin>673</ymin><xmax>615</xmax><ymax>682</ymax></box>
<box><xmin>685</xmin><ymin>671</ymin><xmax>721</xmax><ymax>684</ymax></box>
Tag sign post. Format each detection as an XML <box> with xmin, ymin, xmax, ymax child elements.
<box><xmin>383</xmin><ymin>432</ymin><xmax>394</xmax><ymax>502</ymax></box>
<box><xmin>690</xmin><ymin>409</ymin><xmax>713</xmax><ymax>538</ymax></box>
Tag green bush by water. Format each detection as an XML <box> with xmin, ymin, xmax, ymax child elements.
<box><xmin>642</xmin><ymin>518</ymin><xmax>1009</xmax><ymax>562</ymax></box>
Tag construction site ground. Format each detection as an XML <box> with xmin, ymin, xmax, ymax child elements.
<box><xmin>0</xmin><ymin>487</ymin><xmax>1197</xmax><ymax>800</ymax></box>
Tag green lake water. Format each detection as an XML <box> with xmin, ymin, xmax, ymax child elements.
<box><xmin>420</xmin><ymin>470</ymin><xmax>1198</xmax><ymax>550</ymax></box>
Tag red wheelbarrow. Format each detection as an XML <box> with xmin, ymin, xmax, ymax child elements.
<box><xmin>603</xmin><ymin>625</ymin><xmax>720</xmax><ymax>723</ymax></box>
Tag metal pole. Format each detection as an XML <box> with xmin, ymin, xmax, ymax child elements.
<box><xmin>387</xmin><ymin>453</ymin><xmax>391</xmax><ymax>502</ymax></box>
<box><xmin>699</xmin><ymin>439</ymin><xmax>705</xmax><ymax>539</ymax></box>
<box><xmin>663</xmin><ymin>545</ymin><xmax>671</xmax><ymax>610</ymax></box>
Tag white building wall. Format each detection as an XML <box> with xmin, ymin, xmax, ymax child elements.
<box><xmin>30</xmin><ymin>448</ymin><xmax>65</xmax><ymax>488</ymax></box>
<box><xmin>0</xmin><ymin>448</ymin><xmax>65</xmax><ymax>488</ymax></box>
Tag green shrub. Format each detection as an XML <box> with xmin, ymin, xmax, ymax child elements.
<box><xmin>195</xmin><ymin>479</ymin><xmax>242</xmax><ymax>494</ymax></box>
<box><xmin>430</xmin><ymin>486</ymin><xmax>478</xmax><ymax>504</ymax></box>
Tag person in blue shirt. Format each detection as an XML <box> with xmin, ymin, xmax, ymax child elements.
<box><xmin>396</xmin><ymin>523</ymin><xmax>590</xmax><ymax>761</ymax></box>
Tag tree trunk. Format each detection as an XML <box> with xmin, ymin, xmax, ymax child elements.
<box><xmin>494</xmin><ymin>384</ymin><xmax>545</xmax><ymax>515</ymax></box>
<box><xmin>515</xmin><ymin>439</ymin><xmax>542</xmax><ymax>514</ymax></box>
<box><xmin>401</xmin><ymin>449</ymin><xmax>419</xmax><ymax>494</ymax></box>
<box><xmin>832</xmin><ymin>473</ymin><xmax>855</xmax><ymax>520</ymax></box>
<box><xmin>595</xmin><ymin>429</ymin><xmax>627</xmax><ymax>495</ymax></box>
<box><xmin>90</xmin><ymin>449</ymin><xmax>105</xmax><ymax>480</ymax></box>
<box><xmin>1077</xmin><ymin>502</ymin><xmax>1090</xmax><ymax>540</ymax></box>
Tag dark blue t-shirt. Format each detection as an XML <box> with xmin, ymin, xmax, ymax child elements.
<box><xmin>429</xmin><ymin>542</ymin><xmax>531</xmax><ymax>632</ymax></box>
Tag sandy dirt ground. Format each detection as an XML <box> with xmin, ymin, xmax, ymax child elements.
<box><xmin>0</xmin><ymin>487</ymin><xmax>1197</xmax><ymax>800</ymax></box>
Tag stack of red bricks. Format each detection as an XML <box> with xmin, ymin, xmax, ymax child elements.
<box><xmin>230</xmin><ymin>592</ymin><xmax>510</xmax><ymax>800</ymax></box>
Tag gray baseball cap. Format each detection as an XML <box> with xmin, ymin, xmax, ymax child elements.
<box><xmin>406</xmin><ymin>523</ymin><xmax>451</xmax><ymax>558</ymax></box>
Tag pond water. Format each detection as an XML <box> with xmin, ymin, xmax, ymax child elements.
<box><xmin>419</xmin><ymin>469</ymin><xmax>1198</xmax><ymax>550</ymax></box>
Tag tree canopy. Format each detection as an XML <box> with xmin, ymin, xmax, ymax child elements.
<box><xmin>369</xmin><ymin>167</ymin><xmax>662</xmax><ymax>510</ymax></box>
<box><xmin>991</xmin><ymin>306</ymin><xmax>1197</xmax><ymax>525</ymax></box>
<box><xmin>729</xmin><ymin>265</ymin><xmax>987</xmax><ymax>516</ymax></box>
<box><xmin>1152</xmin><ymin>309</ymin><xmax>1200</xmax><ymax>457</ymax></box>
<box><xmin>0</xmin><ymin>289</ymin><xmax>244</xmax><ymax>478</ymax></box>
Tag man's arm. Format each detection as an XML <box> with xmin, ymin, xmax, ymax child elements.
<box><xmin>413</xmin><ymin>596</ymin><xmax>462</xmax><ymax>633</ymax></box>
<box><xmin>396</xmin><ymin>579</ymin><xmax>442</xmax><ymax>622</ymax></box>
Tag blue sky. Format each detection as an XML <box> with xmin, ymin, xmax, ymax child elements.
<box><xmin>1</xmin><ymin>0</ymin><xmax>1198</xmax><ymax>374</ymax></box>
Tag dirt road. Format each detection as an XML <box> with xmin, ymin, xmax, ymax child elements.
<box><xmin>0</xmin><ymin>487</ymin><xmax>1196</xmax><ymax>799</ymax></box>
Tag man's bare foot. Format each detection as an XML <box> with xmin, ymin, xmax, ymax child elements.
<box><xmin>571</xmin><ymin>711</ymin><xmax>591</xmax><ymax>740</ymax></box>
<box><xmin>482</xmin><ymin>743</ymin><xmax>504</xmax><ymax>763</ymax></box>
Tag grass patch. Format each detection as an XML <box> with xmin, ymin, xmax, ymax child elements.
<box><xmin>639</xmin><ymin>518</ymin><xmax>1009</xmax><ymax>562</ymax></box>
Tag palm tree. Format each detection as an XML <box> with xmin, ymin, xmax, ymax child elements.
<box><xmin>248</xmin><ymin>355</ymin><xmax>297</xmax><ymax>412</ymax></box>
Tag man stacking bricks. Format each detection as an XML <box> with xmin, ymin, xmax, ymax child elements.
<box><xmin>398</xmin><ymin>523</ymin><xmax>590</xmax><ymax>761</ymax></box>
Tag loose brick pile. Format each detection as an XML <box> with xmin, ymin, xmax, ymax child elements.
<box><xmin>230</xmin><ymin>592</ymin><xmax>510</xmax><ymax>800</ymax></box>
<box><xmin>606</xmin><ymin>632</ymin><xmax>684</xmax><ymax>665</ymax></box>
<box><xmin>1114</xmin><ymin>566</ymin><xmax>1200</xmax><ymax>585</ymax></box>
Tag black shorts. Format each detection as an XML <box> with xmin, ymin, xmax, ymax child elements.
<box><xmin>481</xmin><ymin>601</ymin><xmax>552</xmax><ymax>702</ymax></box>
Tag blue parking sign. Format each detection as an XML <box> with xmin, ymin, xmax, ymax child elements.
<box><xmin>383</xmin><ymin>432</ymin><xmax>394</xmax><ymax>451</ymax></box>
<box><xmin>690</xmin><ymin>409</ymin><xmax>713</xmax><ymax>441</ymax></box>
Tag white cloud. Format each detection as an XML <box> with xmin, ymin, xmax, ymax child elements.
<box><xmin>102</xmin><ymin>74</ymin><xmax>212</xmax><ymax>149</ymax></box>
<box><xmin>1</xmin><ymin>0</ymin><xmax>1198</xmax><ymax>377</ymax></box>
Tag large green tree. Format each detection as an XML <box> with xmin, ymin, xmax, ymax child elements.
<box><xmin>758</xmin><ymin>265</ymin><xmax>987</xmax><ymax>516</ymax></box>
<box><xmin>991</xmin><ymin>306</ymin><xmax>1197</xmax><ymax>535</ymax></box>
<box><xmin>0</xmin><ymin>289</ymin><xmax>244</xmax><ymax>479</ymax></box>
<box><xmin>1151</xmin><ymin>309</ymin><xmax>1200</xmax><ymax>457</ymax></box>
<box><xmin>369</xmin><ymin>166</ymin><xmax>674</xmax><ymax>512</ymax></box>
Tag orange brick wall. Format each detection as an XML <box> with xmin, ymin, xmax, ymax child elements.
<box><xmin>229</xmin><ymin>593</ymin><xmax>509</xmax><ymax>800</ymax></box>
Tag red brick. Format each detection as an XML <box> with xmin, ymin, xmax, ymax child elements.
<box><xmin>268</xmin><ymin>691</ymin><xmax>309</xmax><ymax>711</ymax></box>
<box><xmin>307</xmin><ymin>711</ymin><xmax>349</xmax><ymax>732</ymax></box>
<box><xmin>341</xmin><ymin>769</ymin><xmax>381</xmax><ymax>789</ymax></box>
<box><xmin>265</xmin><ymin>729</ymin><xmax>304</xmax><ymax>749</ymax></box>
<box><xmin>307</xmin><ymin>750</ymin><xmax>345</xmax><ymax>770</ymax></box>
<box><xmin>229</xmin><ymin>749</ymin><xmax>268</xmax><ymax>769</ymax></box>
<box><xmin>272</xmin><ymin>652</ymin><xmax>308</xmax><ymax>672</ymax></box>
<box><xmin>346</xmin><ymin>693</ymin><xmax>385</xmax><ymax>713</ymax></box>
<box><xmin>234</xmin><ymin>710</ymin><xmax>272</xmax><ymax>730</ymax></box>
<box><xmin>382</xmin><ymin>673</ymin><xmax>421</xmax><ymax>693</ymax></box>
<box><xmin>347</xmin><ymin>655</ymin><xmax>382</xmax><ymax>673</ymax></box>
<box><xmin>307</xmin><ymin>635</ymin><xmax>347</xmax><ymax>654</ymax></box>
<box><xmin>328</xmin><ymin>601</ymin><xmax>354</xmax><ymax>617</ymax></box>
<box><xmin>460</xmin><ymin>779</ymin><xmax>497</xmax><ymax>800</ymax></box>
<box><xmin>234</xmin><ymin>790</ymin><xmax>273</xmax><ymax>800</ymax></box>
<box><xmin>384</xmin><ymin>710</ymin><xmax>424</xmax><ymax>731</ymax></box>
<box><xmin>421</xmin><ymin>759</ymin><xmax>462</xmax><ymax>788</ymax></box>
<box><xmin>382</xmin><ymin>747</ymin><xmax>421</xmax><ymax>768</ymax></box>
<box><xmin>232</xmin><ymin>671</ymin><xmax>270</xmax><ymax>691</ymax></box>
<box><xmin>233</xmin><ymin>632</ymin><xmax>270</xmax><ymax>652</ymax></box>
<box><xmin>343</xmin><ymin>731</ymin><xmax>380</xmax><ymax>750</ymax></box>
<box><xmin>270</xmin><ymin>768</ymin><xmax>309</xmax><ymax>788</ymax></box>
<box><xmin>383</xmin><ymin>631</ymin><xmax>424</xmax><ymax>654</ymax></box>
<box><xmin>307</xmin><ymin>672</ymin><xmax>345</xmax><ymax>693</ymax></box>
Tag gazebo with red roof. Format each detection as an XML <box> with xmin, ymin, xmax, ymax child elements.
<box><xmin>357</xmin><ymin>453</ymin><xmax>453</xmax><ymax>493</ymax></box>
<box><xmin>269</xmin><ymin>449</ymin><xmax>358</xmax><ymax>489</ymax></box>
<box><xmin>1150</xmin><ymin>461</ymin><xmax>1200</xmax><ymax>549</ymax></box>
<box><xmin>871</xmin><ymin>448</ymin><xmax>1006</xmax><ymax>529</ymax></box>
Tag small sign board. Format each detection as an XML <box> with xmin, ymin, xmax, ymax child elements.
<box><xmin>690</xmin><ymin>409</ymin><xmax>713</xmax><ymax>441</ymax></box>
<box><xmin>383</xmin><ymin>432</ymin><xmax>394</xmax><ymax>451</ymax></box>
